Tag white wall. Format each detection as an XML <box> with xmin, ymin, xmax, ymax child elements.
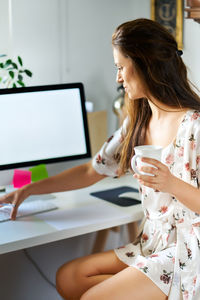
<box><xmin>182</xmin><ymin>18</ymin><xmax>200</xmax><ymax>92</ymax></box>
<box><xmin>0</xmin><ymin>0</ymin><xmax>10</xmax><ymax>55</ymax></box>
<box><xmin>11</xmin><ymin>0</ymin><xmax>62</xmax><ymax>85</ymax></box>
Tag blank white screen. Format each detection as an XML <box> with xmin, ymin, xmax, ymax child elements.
<box><xmin>0</xmin><ymin>88</ymin><xmax>87</xmax><ymax>166</ymax></box>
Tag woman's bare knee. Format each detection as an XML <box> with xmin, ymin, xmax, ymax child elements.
<box><xmin>56</xmin><ymin>262</ymin><xmax>72</xmax><ymax>299</ymax></box>
<box><xmin>56</xmin><ymin>259</ymin><xmax>82</xmax><ymax>299</ymax></box>
<box><xmin>55</xmin><ymin>254</ymin><xmax>103</xmax><ymax>299</ymax></box>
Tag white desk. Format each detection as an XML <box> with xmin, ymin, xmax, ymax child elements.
<box><xmin>0</xmin><ymin>175</ymin><xmax>143</xmax><ymax>255</ymax></box>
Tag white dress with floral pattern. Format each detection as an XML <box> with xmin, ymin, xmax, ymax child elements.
<box><xmin>92</xmin><ymin>110</ymin><xmax>200</xmax><ymax>300</ymax></box>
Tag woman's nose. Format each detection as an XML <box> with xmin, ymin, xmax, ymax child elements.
<box><xmin>116</xmin><ymin>72</ymin><xmax>123</xmax><ymax>83</ymax></box>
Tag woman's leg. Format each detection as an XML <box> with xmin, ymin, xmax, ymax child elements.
<box><xmin>56</xmin><ymin>250</ymin><xmax>127</xmax><ymax>300</ymax></box>
<box><xmin>80</xmin><ymin>266</ymin><xmax>168</xmax><ymax>300</ymax></box>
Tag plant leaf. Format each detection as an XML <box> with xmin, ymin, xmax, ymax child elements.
<box><xmin>4</xmin><ymin>59</ymin><xmax>12</xmax><ymax>68</ymax></box>
<box><xmin>18</xmin><ymin>56</ymin><xmax>23</xmax><ymax>66</ymax></box>
<box><xmin>12</xmin><ymin>62</ymin><xmax>18</xmax><ymax>69</ymax></box>
<box><xmin>24</xmin><ymin>69</ymin><xmax>32</xmax><ymax>77</ymax></box>
<box><xmin>0</xmin><ymin>63</ymin><xmax>4</xmax><ymax>68</ymax></box>
<box><xmin>9</xmin><ymin>71</ymin><xmax>15</xmax><ymax>79</ymax></box>
<box><xmin>18</xmin><ymin>74</ymin><xmax>23</xmax><ymax>81</ymax></box>
<box><xmin>12</xmin><ymin>83</ymin><xmax>17</xmax><ymax>88</ymax></box>
<box><xmin>17</xmin><ymin>80</ymin><xmax>25</xmax><ymax>87</ymax></box>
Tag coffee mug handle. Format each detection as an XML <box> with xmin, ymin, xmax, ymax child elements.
<box><xmin>131</xmin><ymin>155</ymin><xmax>142</xmax><ymax>175</ymax></box>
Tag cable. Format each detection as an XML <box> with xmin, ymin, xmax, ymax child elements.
<box><xmin>23</xmin><ymin>249</ymin><xmax>56</xmax><ymax>289</ymax></box>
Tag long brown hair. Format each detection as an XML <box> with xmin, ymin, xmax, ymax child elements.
<box><xmin>112</xmin><ymin>18</ymin><xmax>200</xmax><ymax>174</ymax></box>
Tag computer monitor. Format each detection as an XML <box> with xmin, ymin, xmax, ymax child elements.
<box><xmin>0</xmin><ymin>82</ymin><xmax>91</xmax><ymax>171</ymax></box>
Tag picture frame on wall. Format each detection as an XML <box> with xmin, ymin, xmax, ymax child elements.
<box><xmin>151</xmin><ymin>0</ymin><xmax>183</xmax><ymax>49</ymax></box>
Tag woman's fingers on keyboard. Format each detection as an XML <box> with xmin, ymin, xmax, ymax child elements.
<box><xmin>11</xmin><ymin>193</ymin><xmax>20</xmax><ymax>220</ymax></box>
<box><xmin>0</xmin><ymin>192</ymin><xmax>18</xmax><ymax>219</ymax></box>
<box><xmin>1</xmin><ymin>188</ymin><xmax>28</xmax><ymax>220</ymax></box>
<box><xmin>11</xmin><ymin>205</ymin><xmax>18</xmax><ymax>220</ymax></box>
<box><xmin>11</xmin><ymin>190</ymin><xmax>28</xmax><ymax>220</ymax></box>
<box><xmin>0</xmin><ymin>193</ymin><xmax>14</xmax><ymax>205</ymax></box>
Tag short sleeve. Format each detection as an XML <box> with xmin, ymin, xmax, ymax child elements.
<box><xmin>92</xmin><ymin>117</ymin><xmax>129</xmax><ymax>177</ymax></box>
<box><xmin>182</xmin><ymin>111</ymin><xmax>200</xmax><ymax>188</ymax></box>
<box><xmin>192</xmin><ymin>114</ymin><xmax>200</xmax><ymax>188</ymax></box>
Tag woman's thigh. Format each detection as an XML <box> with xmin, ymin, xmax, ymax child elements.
<box><xmin>57</xmin><ymin>249</ymin><xmax>127</xmax><ymax>277</ymax></box>
<box><xmin>80</xmin><ymin>266</ymin><xmax>168</xmax><ymax>300</ymax></box>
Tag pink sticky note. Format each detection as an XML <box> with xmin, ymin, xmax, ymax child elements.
<box><xmin>12</xmin><ymin>169</ymin><xmax>32</xmax><ymax>188</ymax></box>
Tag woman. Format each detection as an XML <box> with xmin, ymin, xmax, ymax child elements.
<box><xmin>1</xmin><ymin>18</ymin><xmax>200</xmax><ymax>299</ymax></box>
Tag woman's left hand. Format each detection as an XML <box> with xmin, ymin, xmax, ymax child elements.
<box><xmin>133</xmin><ymin>157</ymin><xmax>176</xmax><ymax>193</ymax></box>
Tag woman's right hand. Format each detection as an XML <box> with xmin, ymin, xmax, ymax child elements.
<box><xmin>0</xmin><ymin>186</ymin><xmax>30</xmax><ymax>220</ymax></box>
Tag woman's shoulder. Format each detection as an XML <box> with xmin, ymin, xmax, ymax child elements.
<box><xmin>183</xmin><ymin>110</ymin><xmax>200</xmax><ymax>126</ymax></box>
<box><xmin>181</xmin><ymin>110</ymin><xmax>200</xmax><ymax>140</ymax></box>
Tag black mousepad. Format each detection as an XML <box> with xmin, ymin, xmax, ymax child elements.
<box><xmin>90</xmin><ymin>186</ymin><xmax>141</xmax><ymax>207</ymax></box>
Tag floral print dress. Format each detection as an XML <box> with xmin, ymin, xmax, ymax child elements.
<box><xmin>92</xmin><ymin>110</ymin><xmax>200</xmax><ymax>300</ymax></box>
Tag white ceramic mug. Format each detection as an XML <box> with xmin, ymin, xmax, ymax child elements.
<box><xmin>131</xmin><ymin>145</ymin><xmax>163</xmax><ymax>176</ymax></box>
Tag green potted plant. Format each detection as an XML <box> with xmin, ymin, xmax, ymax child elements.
<box><xmin>0</xmin><ymin>54</ymin><xmax>32</xmax><ymax>88</ymax></box>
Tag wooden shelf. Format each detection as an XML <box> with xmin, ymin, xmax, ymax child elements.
<box><xmin>185</xmin><ymin>0</ymin><xmax>200</xmax><ymax>23</ymax></box>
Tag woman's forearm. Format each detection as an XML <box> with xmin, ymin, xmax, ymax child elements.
<box><xmin>24</xmin><ymin>161</ymin><xmax>106</xmax><ymax>197</ymax></box>
<box><xmin>134</xmin><ymin>157</ymin><xmax>200</xmax><ymax>215</ymax></box>
<box><xmin>170</xmin><ymin>176</ymin><xmax>200</xmax><ymax>214</ymax></box>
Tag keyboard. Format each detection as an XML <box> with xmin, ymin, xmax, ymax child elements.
<box><xmin>0</xmin><ymin>199</ymin><xmax>58</xmax><ymax>222</ymax></box>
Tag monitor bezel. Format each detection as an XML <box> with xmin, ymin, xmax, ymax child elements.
<box><xmin>0</xmin><ymin>82</ymin><xmax>91</xmax><ymax>170</ymax></box>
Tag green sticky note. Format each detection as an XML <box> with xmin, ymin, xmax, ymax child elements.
<box><xmin>29</xmin><ymin>164</ymin><xmax>48</xmax><ymax>182</ymax></box>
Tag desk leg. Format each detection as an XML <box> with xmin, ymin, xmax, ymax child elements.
<box><xmin>92</xmin><ymin>229</ymin><xmax>110</xmax><ymax>253</ymax></box>
<box><xmin>127</xmin><ymin>222</ymin><xmax>138</xmax><ymax>242</ymax></box>
<box><xmin>91</xmin><ymin>223</ymin><xmax>138</xmax><ymax>254</ymax></box>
